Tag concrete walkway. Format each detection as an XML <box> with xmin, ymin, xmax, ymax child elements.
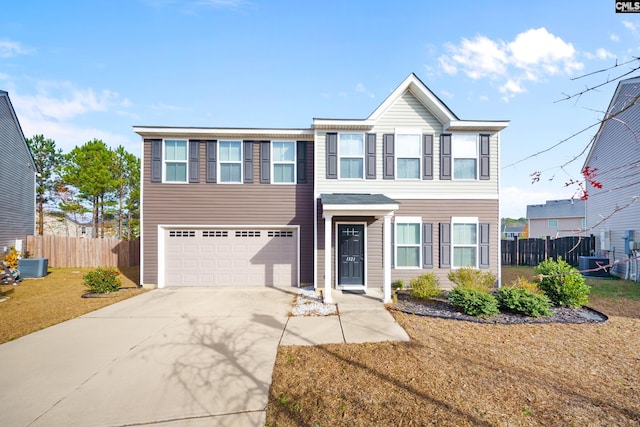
<box><xmin>0</xmin><ymin>287</ymin><xmax>408</xmax><ymax>427</ymax></box>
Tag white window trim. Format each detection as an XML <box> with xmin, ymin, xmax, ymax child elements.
<box><xmin>162</xmin><ymin>139</ymin><xmax>188</xmax><ymax>184</ymax></box>
<box><xmin>395</xmin><ymin>128</ymin><xmax>421</xmax><ymax>180</ymax></box>
<box><xmin>271</xmin><ymin>140</ymin><xmax>296</xmax><ymax>185</ymax></box>
<box><xmin>394</xmin><ymin>216</ymin><xmax>422</xmax><ymax>269</ymax></box>
<box><xmin>452</xmin><ymin>133</ymin><xmax>478</xmax><ymax>181</ymax></box>
<box><xmin>451</xmin><ymin>216</ymin><xmax>479</xmax><ymax>269</ymax></box>
<box><xmin>218</xmin><ymin>140</ymin><xmax>243</xmax><ymax>184</ymax></box>
<box><xmin>338</xmin><ymin>133</ymin><xmax>365</xmax><ymax>180</ymax></box>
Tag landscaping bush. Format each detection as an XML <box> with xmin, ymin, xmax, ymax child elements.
<box><xmin>509</xmin><ymin>276</ymin><xmax>545</xmax><ymax>295</ymax></box>
<box><xmin>534</xmin><ymin>257</ymin><xmax>590</xmax><ymax>308</ymax></box>
<box><xmin>409</xmin><ymin>273</ymin><xmax>441</xmax><ymax>300</ymax></box>
<box><xmin>447</xmin><ymin>267</ymin><xmax>496</xmax><ymax>293</ymax></box>
<box><xmin>4</xmin><ymin>246</ymin><xmax>20</xmax><ymax>269</ymax></box>
<box><xmin>496</xmin><ymin>287</ymin><xmax>552</xmax><ymax>317</ymax></box>
<box><xmin>83</xmin><ymin>267</ymin><xmax>121</xmax><ymax>294</ymax></box>
<box><xmin>448</xmin><ymin>287</ymin><xmax>499</xmax><ymax>318</ymax></box>
<box><xmin>392</xmin><ymin>279</ymin><xmax>404</xmax><ymax>290</ymax></box>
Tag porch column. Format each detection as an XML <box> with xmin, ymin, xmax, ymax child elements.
<box><xmin>383</xmin><ymin>214</ymin><xmax>392</xmax><ymax>303</ymax></box>
<box><xmin>324</xmin><ymin>214</ymin><xmax>333</xmax><ymax>303</ymax></box>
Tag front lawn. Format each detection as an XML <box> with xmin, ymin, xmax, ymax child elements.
<box><xmin>0</xmin><ymin>266</ymin><xmax>146</xmax><ymax>344</ymax></box>
<box><xmin>267</xmin><ymin>266</ymin><xmax>640</xmax><ymax>426</ymax></box>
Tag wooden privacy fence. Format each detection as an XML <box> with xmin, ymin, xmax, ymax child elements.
<box><xmin>502</xmin><ymin>235</ymin><xmax>595</xmax><ymax>267</ymax></box>
<box><xmin>26</xmin><ymin>236</ymin><xmax>140</xmax><ymax>268</ymax></box>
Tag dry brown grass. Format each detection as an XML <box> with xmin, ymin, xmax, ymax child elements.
<box><xmin>0</xmin><ymin>266</ymin><xmax>146</xmax><ymax>344</ymax></box>
<box><xmin>267</xmin><ymin>267</ymin><xmax>640</xmax><ymax>426</ymax></box>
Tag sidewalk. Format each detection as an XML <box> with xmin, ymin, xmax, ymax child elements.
<box><xmin>280</xmin><ymin>288</ymin><xmax>410</xmax><ymax>346</ymax></box>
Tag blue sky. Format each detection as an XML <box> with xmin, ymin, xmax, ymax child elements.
<box><xmin>1</xmin><ymin>0</ymin><xmax>639</xmax><ymax>218</ymax></box>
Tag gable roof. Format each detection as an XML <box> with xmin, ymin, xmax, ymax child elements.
<box><xmin>583</xmin><ymin>76</ymin><xmax>640</xmax><ymax>168</ymax></box>
<box><xmin>526</xmin><ymin>199</ymin><xmax>586</xmax><ymax>219</ymax></box>
<box><xmin>0</xmin><ymin>90</ymin><xmax>37</xmax><ymax>171</ymax></box>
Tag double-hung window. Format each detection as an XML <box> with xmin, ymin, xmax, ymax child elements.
<box><xmin>452</xmin><ymin>134</ymin><xmax>477</xmax><ymax>180</ymax></box>
<box><xmin>452</xmin><ymin>217</ymin><xmax>478</xmax><ymax>268</ymax></box>
<box><xmin>395</xmin><ymin>217</ymin><xmax>421</xmax><ymax>268</ymax></box>
<box><xmin>339</xmin><ymin>133</ymin><xmax>364</xmax><ymax>179</ymax></box>
<box><xmin>272</xmin><ymin>141</ymin><xmax>296</xmax><ymax>184</ymax></box>
<box><xmin>219</xmin><ymin>140</ymin><xmax>242</xmax><ymax>183</ymax></box>
<box><xmin>164</xmin><ymin>139</ymin><xmax>188</xmax><ymax>183</ymax></box>
<box><xmin>396</xmin><ymin>132</ymin><xmax>421</xmax><ymax>179</ymax></box>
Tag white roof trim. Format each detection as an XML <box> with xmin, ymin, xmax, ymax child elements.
<box><xmin>446</xmin><ymin>120</ymin><xmax>509</xmax><ymax>132</ymax></box>
<box><xmin>133</xmin><ymin>126</ymin><xmax>314</xmax><ymax>138</ymax></box>
<box><xmin>312</xmin><ymin>119</ymin><xmax>375</xmax><ymax>130</ymax></box>
<box><xmin>322</xmin><ymin>203</ymin><xmax>399</xmax><ymax>218</ymax></box>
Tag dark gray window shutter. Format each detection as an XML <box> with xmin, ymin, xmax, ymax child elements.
<box><xmin>206</xmin><ymin>140</ymin><xmax>217</xmax><ymax>183</ymax></box>
<box><xmin>297</xmin><ymin>141</ymin><xmax>307</xmax><ymax>184</ymax></box>
<box><xmin>422</xmin><ymin>222</ymin><xmax>433</xmax><ymax>269</ymax></box>
<box><xmin>188</xmin><ymin>140</ymin><xmax>200</xmax><ymax>183</ymax></box>
<box><xmin>479</xmin><ymin>223</ymin><xmax>490</xmax><ymax>268</ymax></box>
<box><xmin>365</xmin><ymin>133</ymin><xmax>376</xmax><ymax>179</ymax></box>
<box><xmin>479</xmin><ymin>134</ymin><xmax>490</xmax><ymax>180</ymax></box>
<box><xmin>326</xmin><ymin>133</ymin><xmax>338</xmax><ymax>179</ymax></box>
<box><xmin>260</xmin><ymin>141</ymin><xmax>270</xmax><ymax>183</ymax></box>
<box><xmin>150</xmin><ymin>139</ymin><xmax>162</xmax><ymax>183</ymax></box>
<box><xmin>383</xmin><ymin>134</ymin><xmax>394</xmax><ymax>179</ymax></box>
<box><xmin>422</xmin><ymin>134</ymin><xmax>433</xmax><ymax>180</ymax></box>
<box><xmin>440</xmin><ymin>222</ymin><xmax>451</xmax><ymax>268</ymax></box>
<box><xmin>243</xmin><ymin>141</ymin><xmax>254</xmax><ymax>183</ymax></box>
<box><xmin>391</xmin><ymin>222</ymin><xmax>395</xmax><ymax>268</ymax></box>
<box><xmin>440</xmin><ymin>134</ymin><xmax>452</xmax><ymax>180</ymax></box>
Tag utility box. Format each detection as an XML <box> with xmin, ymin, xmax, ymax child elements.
<box><xmin>579</xmin><ymin>256</ymin><xmax>609</xmax><ymax>277</ymax></box>
<box><xmin>18</xmin><ymin>258</ymin><xmax>48</xmax><ymax>278</ymax></box>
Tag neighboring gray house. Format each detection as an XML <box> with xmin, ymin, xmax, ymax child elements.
<box><xmin>0</xmin><ymin>90</ymin><xmax>36</xmax><ymax>254</ymax></box>
<box><xmin>502</xmin><ymin>225</ymin><xmax>524</xmax><ymax>240</ymax></box>
<box><xmin>583</xmin><ymin>76</ymin><xmax>640</xmax><ymax>281</ymax></box>
<box><xmin>526</xmin><ymin>199</ymin><xmax>586</xmax><ymax>239</ymax></box>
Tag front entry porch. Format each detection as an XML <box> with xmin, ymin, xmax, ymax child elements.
<box><xmin>319</xmin><ymin>194</ymin><xmax>399</xmax><ymax>304</ymax></box>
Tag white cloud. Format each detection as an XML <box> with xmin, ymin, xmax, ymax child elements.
<box><xmin>355</xmin><ymin>83</ymin><xmax>374</xmax><ymax>98</ymax></box>
<box><xmin>439</xmin><ymin>89</ymin><xmax>454</xmax><ymax>99</ymax></box>
<box><xmin>438</xmin><ymin>27</ymin><xmax>583</xmax><ymax>101</ymax></box>
<box><xmin>610</xmin><ymin>33</ymin><xmax>620</xmax><ymax>42</ymax></box>
<box><xmin>0</xmin><ymin>40</ymin><xmax>31</xmax><ymax>58</ymax></box>
<box><xmin>584</xmin><ymin>48</ymin><xmax>616</xmax><ymax>60</ymax></box>
<box><xmin>623</xmin><ymin>20</ymin><xmax>638</xmax><ymax>35</ymax></box>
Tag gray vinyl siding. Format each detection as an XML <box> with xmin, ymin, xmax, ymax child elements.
<box><xmin>584</xmin><ymin>79</ymin><xmax>640</xmax><ymax>279</ymax></box>
<box><xmin>0</xmin><ymin>93</ymin><xmax>35</xmax><ymax>250</ymax></box>
<box><xmin>315</xmin><ymin>199</ymin><xmax>499</xmax><ymax>290</ymax></box>
<box><xmin>142</xmin><ymin>139</ymin><xmax>315</xmax><ymax>286</ymax></box>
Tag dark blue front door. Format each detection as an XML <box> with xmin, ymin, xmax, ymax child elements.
<box><xmin>338</xmin><ymin>224</ymin><xmax>364</xmax><ymax>285</ymax></box>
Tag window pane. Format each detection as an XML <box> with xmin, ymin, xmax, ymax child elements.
<box><xmin>166</xmin><ymin>162</ymin><xmax>186</xmax><ymax>182</ymax></box>
<box><xmin>397</xmin><ymin>223</ymin><xmax>420</xmax><ymax>245</ymax></box>
<box><xmin>339</xmin><ymin>134</ymin><xmax>364</xmax><ymax>156</ymax></box>
<box><xmin>165</xmin><ymin>140</ymin><xmax>187</xmax><ymax>161</ymax></box>
<box><xmin>397</xmin><ymin>158</ymin><xmax>419</xmax><ymax>179</ymax></box>
<box><xmin>454</xmin><ymin>247</ymin><xmax>476</xmax><ymax>267</ymax></box>
<box><xmin>453</xmin><ymin>134</ymin><xmax>477</xmax><ymax>157</ymax></box>
<box><xmin>397</xmin><ymin>247</ymin><xmax>419</xmax><ymax>267</ymax></box>
<box><xmin>453</xmin><ymin>223</ymin><xmax>476</xmax><ymax>244</ymax></box>
<box><xmin>220</xmin><ymin>163</ymin><xmax>241</xmax><ymax>182</ymax></box>
<box><xmin>273</xmin><ymin>141</ymin><xmax>295</xmax><ymax>162</ymax></box>
<box><xmin>454</xmin><ymin>159</ymin><xmax>476</xmax><ymax>179</ymax></box>
<box><xmin>274</xmin><ymin>164</ymin><xmax>294</xmax><ymax>183</ymax></box>
<box><xmin>340</xmin><ymin>158</ymin><xmax>363</xmax><ymax>178</ymax></box>
<box><xmin>220</xmin><ymin>141</ymin><xmax>241</xmax><ymax>161</ymax></box>
<box><xmin>396</xmin><ymin>134</ymin><xmax>420</xmax><ymax>157</ymax></box>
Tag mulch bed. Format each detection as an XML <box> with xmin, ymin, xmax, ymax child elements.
<box><xmin>392</xmin><ymin>292</ymin><xmax>608</xmax><ymax>324</ymax></box>
<box><xmin>81</xmin><ymin>287</ymin><xmax>141</xmax><ymax>299</ymax></box>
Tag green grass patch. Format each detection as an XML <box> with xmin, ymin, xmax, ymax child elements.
<box><xmin>586</xmin><ymin>276</ymin><xmax>640</xmax><ymax>300</ymax></box>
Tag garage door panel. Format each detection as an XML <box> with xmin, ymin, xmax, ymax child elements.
<box><xmin>165</xmin><ymin>228</ymin><xmax>297</xmax><ymax>287</ymax></box>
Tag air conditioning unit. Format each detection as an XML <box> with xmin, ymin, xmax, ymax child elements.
<box><xmin>600</xmin><ymin>229</ymin><xmax>611</xmax><ymax>251</ymax></box>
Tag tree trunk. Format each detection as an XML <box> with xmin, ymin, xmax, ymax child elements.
<box><xmin>37</xmin><ymin>198</ymin><xmax>44</xmax><ymax>235</ymax></box>
<box><xmin>93</xmin><ymin>195</ymin><xmax>99</xmax><ymax>238</ymax></box>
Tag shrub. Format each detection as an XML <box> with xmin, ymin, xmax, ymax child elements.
<box><xmin>509</xmin><ymin>276</ymin><xmax>545</xmax><ymax>295</ymax></box>
<box><xmin>496</xmin><ymin>287</ymin><xmax>552</xmax><ymax>317</ymax></box>
<box><xmin>534</xmin><ymin>257</ymin><xmax>590</xmax><ymax>308</ymax></box>
<box><xmin>448</xmin><ymin>287</ymin><xmax>499</xmax><ymax>318</ymax></box>
<box><xmin>83</xmin><ymin>267</ymin><xmax>121</xmax><ymax>294</ymax></box>
<box><xmin>409</xmin><ymin>273</ymin><xmax>441</xmax><ymax>300</ymax></box>
<box><xmin>392</xmin><ymin>279</ymin><xmax>404</xmax><ymax>290</ymax></box>
<box><xmin>4</xmin><ymin>246</ymin><xmax>20</xmax><ymax>269</ymax></box>
<box><xmin>447</xmin><ymin>267</ymin><xmax>496</xmax><ymax>293</ymax></box>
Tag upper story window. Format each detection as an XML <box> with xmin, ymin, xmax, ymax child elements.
<box><xmin>339</xmin><ymin>133</ymin><xmax>364</xmax><ymax>179</ymax></box>
<box><xmin>396</xmin><ymin>132</ymin><xmax>421</xmax><ymax>179</ymax></box>
<box><xmin>272</xmin><ymin>141</ymin><xmax>296</xmax><ymax>184</ymax></box>
<box><xmin>395</xmin><ymin>217</ymin><xmax>422</xmax><ymax>268</ymax></box>
<box><xmin>452</xmin><ymin>217</ymin><xmax>478</xmax><ymax>268</ymax></box>
<box><xmin>548</xmin><ymin>219</ymin><xmax>558</xmax><ymax>227</ymax></box>
<box><xmin>452</xmin><ymin>134</ymin><xmax>477</xmax><ymax>180</ymax></box>
<box><xmin>219</xmin><ymin>140</ymin><xmax>242</xmax><ymax>183</ymax></box>
<box><xmin>164</xmin><ymin>139</ymin><xmax>188</xmax><ymax>183</ymax></box>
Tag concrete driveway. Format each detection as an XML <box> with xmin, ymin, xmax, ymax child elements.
<box><xmin>0</xmin><ymin>287</ymin><xmax>296</xmax><ymax>427</ymax></box>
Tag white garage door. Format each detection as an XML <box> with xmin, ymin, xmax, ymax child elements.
<box><xmin>164</xmin><ymin>228</ymin><xmax>298</xmax><ymax>287</ymax></box>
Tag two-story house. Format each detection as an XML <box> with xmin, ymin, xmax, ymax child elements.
<box><xmin>526</xmin><ymin>199</ymin><xmax>586</xmax><ymax>239</ymax></box>
<box><xmin>134</xmin><ymin>74</ymin><xmax>508</xmax><ymax>302</ymax></box>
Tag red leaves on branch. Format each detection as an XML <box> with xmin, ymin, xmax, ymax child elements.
<box><xmin>564</xmin><ymin>166</ymin><xmax>603</xmax><ymax>200</ymax></box>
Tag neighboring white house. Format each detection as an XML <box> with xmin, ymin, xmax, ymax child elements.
<box><xmin>583</xmin><ymin>76</ymin><xmax>640</xmax><ymax>281</ymax></box>
<box><xmin>526</xmin><ymin>199</ymin><xmax>586</xmax><ymax>239</ymax></box>
<box><xmin>43</xmin><ymin>211</ymin><xmax>94</xmax><ymax>238</ymax></box>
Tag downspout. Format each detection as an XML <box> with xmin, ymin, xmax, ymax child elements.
<box><xmin>497</xmin><ymin>131</ymin><xmax>502</xmax><ymax>288</ymax></box>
